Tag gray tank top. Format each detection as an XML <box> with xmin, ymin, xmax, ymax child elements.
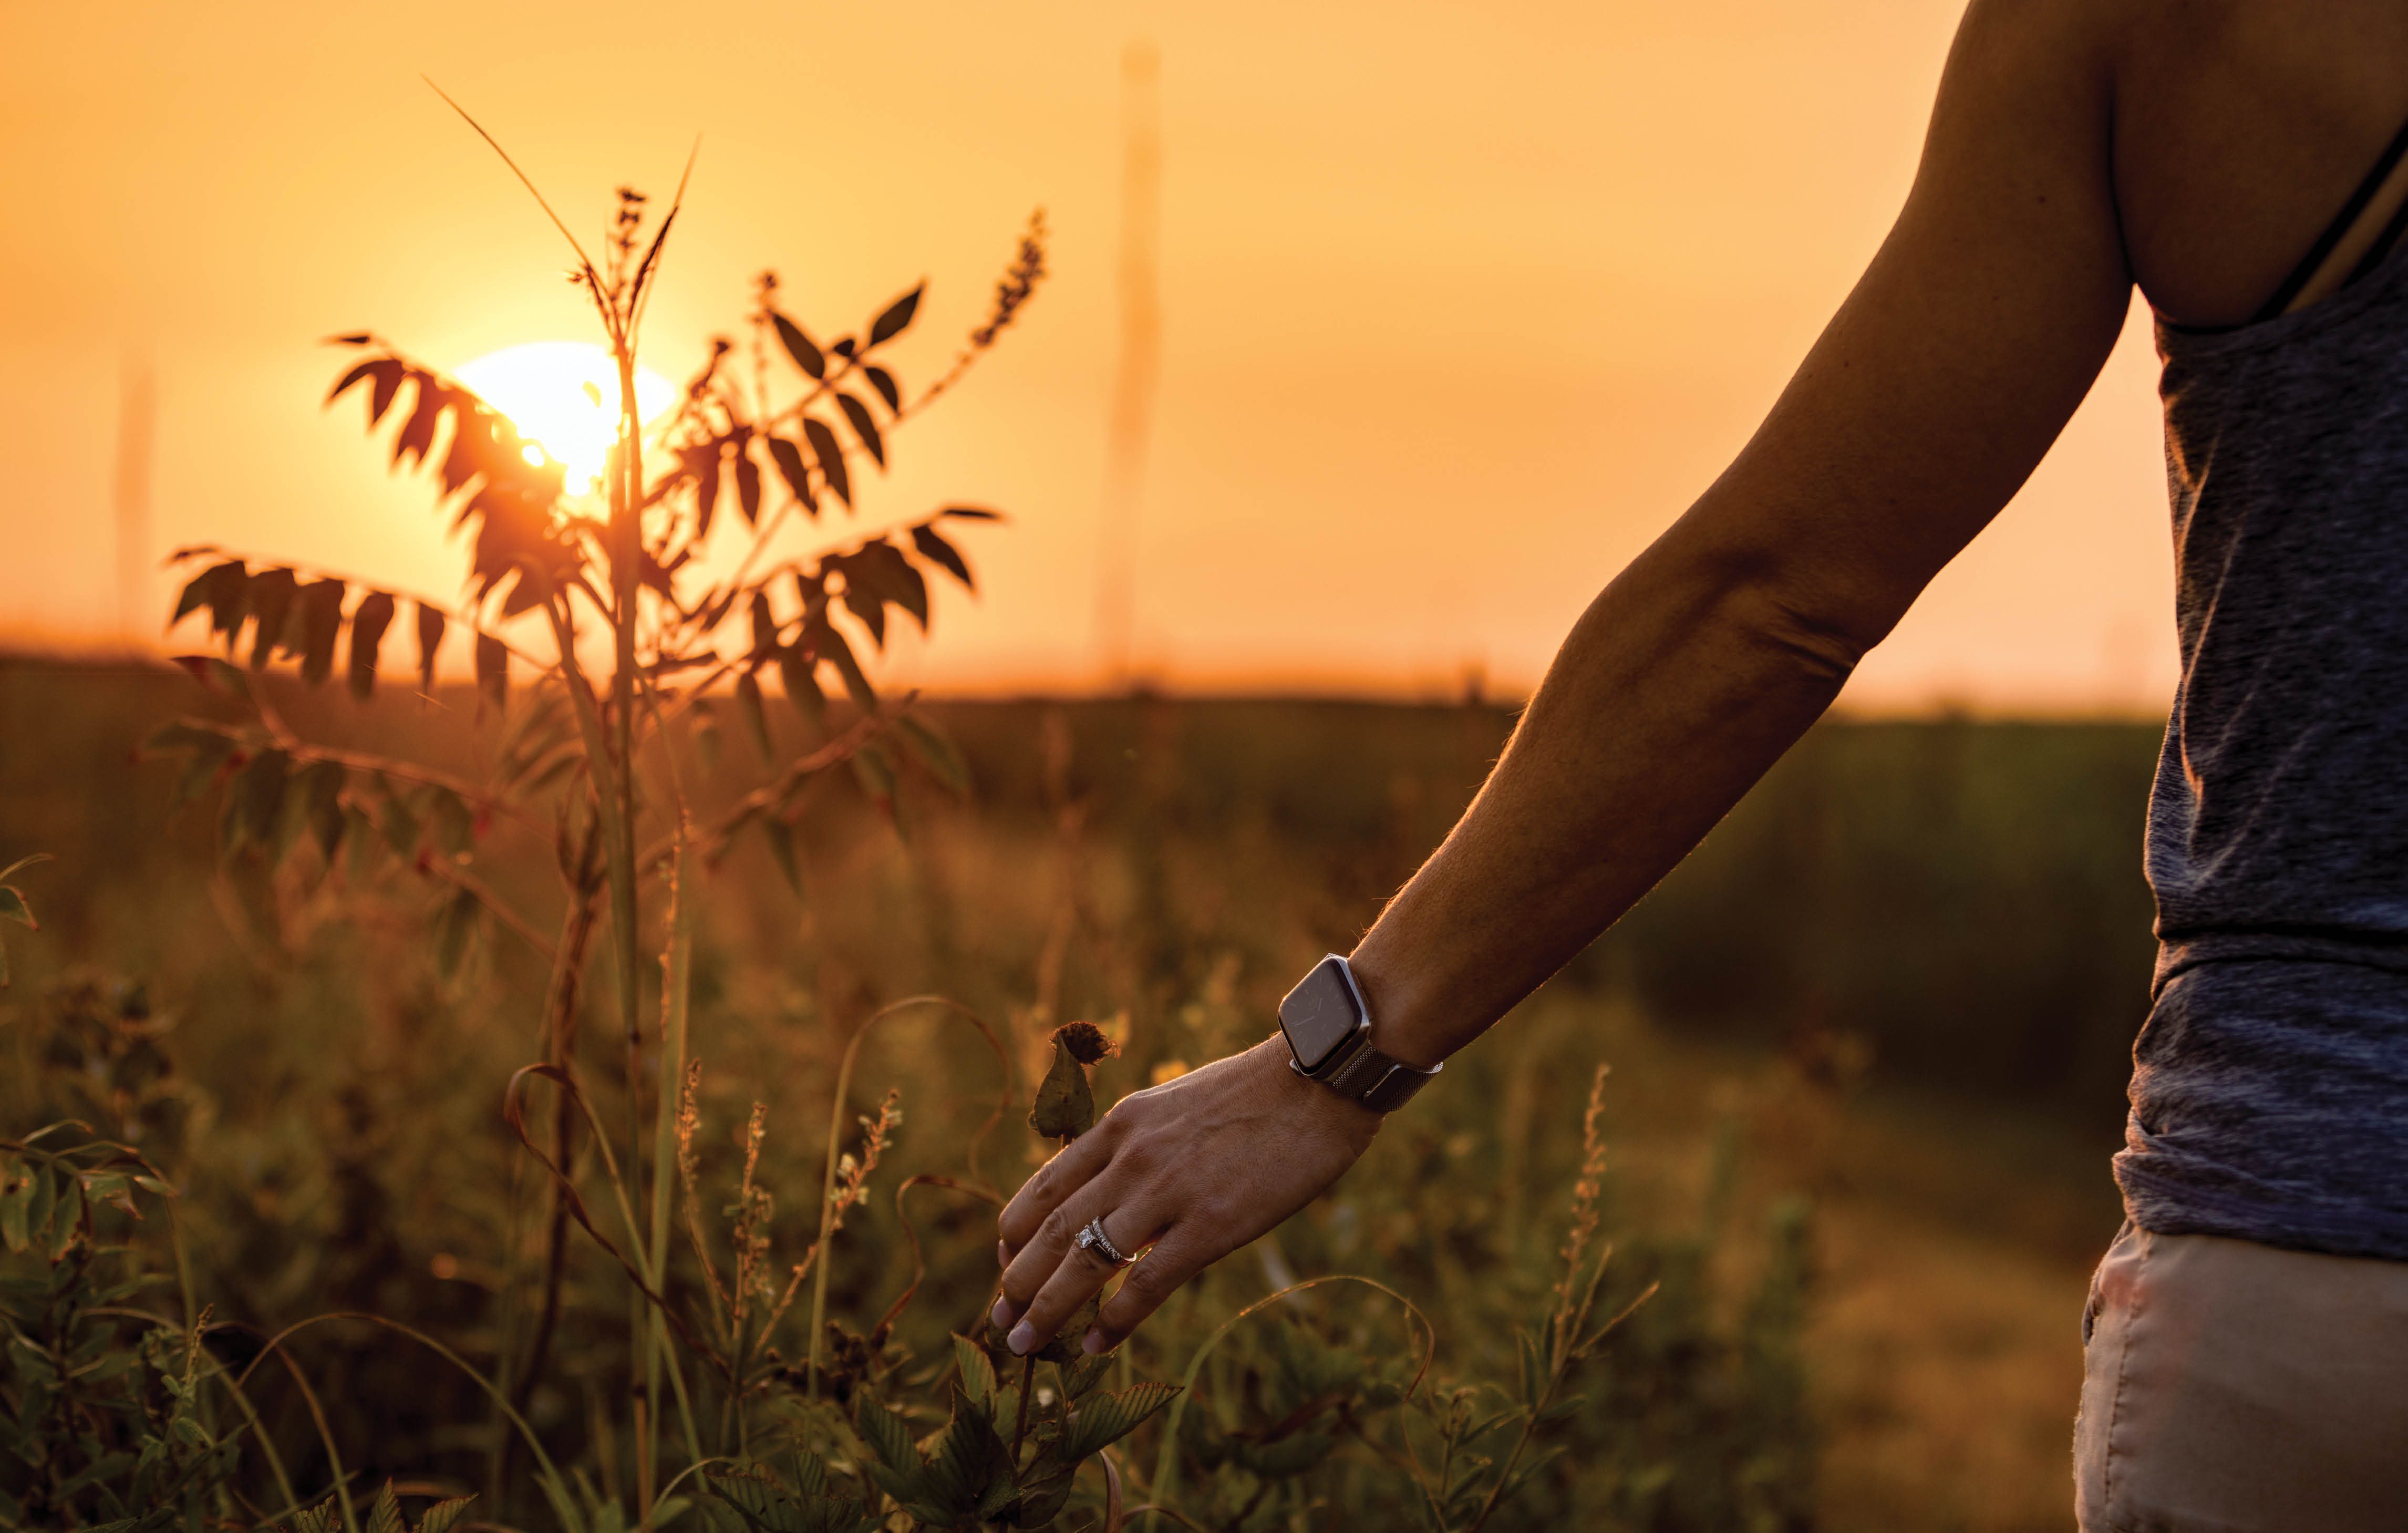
<box><xmin>2116</xmin><ymin>126</ymin><xmax>2408</xmax><ymax>1261</ymax></box>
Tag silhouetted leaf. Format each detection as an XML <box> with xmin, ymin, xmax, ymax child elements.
<box><xmin>173</xmin><ymin>560</ymin><xmax>248</xmax><ymax>641</ymax></box>
<box><xmin>735</xmin><ymin>672</ymin><xmax>772</xmax><ymax>762</ymax></box>
<box><xmin>840</xmin><ymin>574</ymin><xmax>886</xmax><ymax>648</ymax></box>
<box><xmin>330</xmin><ymin>333</ymin><xmax>372</xmax><ymax>347</ymax></box>
<box><xmin>475</xmin><ymin>633</ymin><xmax>507</xmax><ymax>713</ymax></box>
<box><xmin>427</xmin><ymin>787</ymin><xmax>475</xmax><ymax>857</ymax></box>
<box><xmin>773</xmin><ymin>313</ymin><xmax>826</xmax><ymax>379</ymax></box>
<box><xmin>295</xmin><ymin>580</ymin><xmax>346</xmax><ymax>684</ymax></box>
<box><xmin>436</xmin><ymin>887</ymin><xmax>479</xmax><ymax>979</ymax></box>
<box><xmin>870</xmin><ymin>284</ymin><xmax>924</xmax><ymax>346</ymax></box>
<box><xmin>748</xmin><ymin>590</ymin><xmax>779</xmax><ymax>661</ymax></box>
<box><xmin>690</xmin><ymin>443</ymin><xmax>724</xmax><ymax>539</ymax></box>
<box><xmin>836</xmin><ymin>393</ymin><xmax>885</xmax><ymax>467</ymax></box>
<box><xmin>349</xmin><ymin>592</ymin><xmax>396</xmax><ymax>698</ymax></box>
<box><xmin>244</xmin><ymin>567</ymin><xmax>299</xmax><ymax>668</ymax></box>
<box><xmin>394</xmin><ymin>379</ymin><xmax>445</xmax><ymax>467</ymax></box>
<box><xmin>944</xmin><ymin>506</ymin><xmax>1002</xmax><ymax>521</ymax></box>
<box><xmin>863</xmin><ymin>364</ymin><xmax>901</xmax><ymax>412</ymax></box>
<box><xmin>897</xmin><ymin>714</ymin><xmax>970</xmax><ymax>797</ymax></box>
<box><xmin>147</xmin><ymin>721</ymin><xmax>240</xmax><ymax>808</ymax></box>
<box><xmin>911</xmin><ymin>524</ymin><xmax>974</xmax><ymax>590</ymax></box>
<box><xmin>848</xmin><ymin>540</ymin><xmax>927</xmax><ymax>632</ymax></box>
<box><xmin>223</xmin><ymin>749</ymin><xmax>291</xmax><ymax>854</ymax></box>
<box><xmin>809</xmin><ymin>619</ymin><xmax>876</xmax><ymax>713</ymax></box>
<box><xmin>294</xmin><ymin>760</ymin><xmax>347</xmax><ymax>863</ymax></box>
<box><xmin>777</xmin><ymin>644</ymin><xmax>825</xmax><ymax>732</ymax></box>
<box><xmin>803</xmin><ymin>418</ymin><xmax>852</xmax><ymax>508</ymax></box>
<box><xmin>759</xmin><ymin>816</ymin><xmax>801</xmax><ymax>893</ymax></box>
<box><xmin>767</xmin><ymin>436</ymin><xmax>818</xmax><ymax>518</ymax></box>
<box><xmin>852</xmin><ymin>737</ymin><xmax>897</xmax><ymax>804</ymax></box>
<box><xmin>735</xmin><ymin>437</ymin><xmax>763</xmax><ymax>526</ymax></box>
<box><xmin>415</xmin><ymin>603</ymin><xmax>446</xmax><ymax>693</ymax></box>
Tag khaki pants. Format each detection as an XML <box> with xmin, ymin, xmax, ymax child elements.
<box><xmin>2074</xmin><ymin>1222</ymin><xmax>2408</xmax><ymax>1531</ymax></box>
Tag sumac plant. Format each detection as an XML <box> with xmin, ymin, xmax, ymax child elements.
<box><xmin>133</xmin><ymin>121</ymin><xmax>1202</xmax><ymax>1531</ymax></box>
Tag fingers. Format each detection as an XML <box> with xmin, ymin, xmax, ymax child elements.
<box><xmin>996</xmin><ymin>1197</ymin><xmax>1163</xmax><ymax>1355</ymax></box>
<box><xmin>1087</xmin><ymin>1227</ymin><xmax>1210</xmax><ymax>1353</ymax></box>
<box><xmin>1014</xmin><ymin>1201</ymin><xmax>1153</xmax><ymax>1352</ymax></box>
<box><xmin>997</xmin><ymin>1119</ymin><xmax>1118</xmax><ymax>1258</ymax></box>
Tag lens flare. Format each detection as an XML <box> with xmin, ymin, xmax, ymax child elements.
<box><xmin>453</xmin><ymin>342</ymin><xmax>676</xmax><ymax>495</ymax></box>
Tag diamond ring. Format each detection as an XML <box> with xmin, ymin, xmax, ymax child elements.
<box><xmin>1075</xmin><ymin>1215</ymin><xmax>1137</xmax><ymax>1268</ymax></box>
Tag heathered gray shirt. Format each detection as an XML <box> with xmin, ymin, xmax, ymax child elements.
<box><xmin>2117</xmin><ymin>243</ymin><xmax>2408</xmax><ymax>1262</ymax></box>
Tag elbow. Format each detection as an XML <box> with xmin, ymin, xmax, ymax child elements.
<box><xmin>1712</xmin><ymin>565</ymin><xmax>1892</xmax><ymax>688</ymax></box>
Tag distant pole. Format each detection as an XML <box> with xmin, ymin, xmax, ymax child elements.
<box><xmin>1093</xmin><ymin>39</ymin><xmax>1162</xmax><ymax>690</ymax></box>
<box><xmin>113</xmin><ymin>358</ymin><xmax>157</xmax><ymax>651</ymax></box>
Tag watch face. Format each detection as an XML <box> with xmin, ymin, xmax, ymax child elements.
<box><xmin>1278</xmin><ymin>957</ymin><xmax>1363</xmax><ymax>1072</ymax></box>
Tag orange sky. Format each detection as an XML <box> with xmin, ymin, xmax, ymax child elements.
<box><xmin>1</xmin><ymin>0</ymin><xmax>2176</xmax><ymax>713</ymax></box>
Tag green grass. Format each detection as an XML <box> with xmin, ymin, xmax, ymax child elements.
<box><xmin>0</xmin><ymin>657</ymin><xmax>2145</xmax><ymax>1529</ymax></box>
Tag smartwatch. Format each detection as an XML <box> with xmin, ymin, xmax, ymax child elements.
<box><xmin>1277</xmin><ymin>954</ymin><xmax>1441</xmax><ymax>1113</ymax></box>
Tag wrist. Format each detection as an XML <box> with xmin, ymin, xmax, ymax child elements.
<box><xmin>1342</xmin><ymin>943</ymin><xmax>1450</xmax><ymax>1071</ymax></box>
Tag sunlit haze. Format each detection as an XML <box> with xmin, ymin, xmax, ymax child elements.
<box><xmin>453</xmin><ymin>343</ymin><xmax>676</xmax><ymax>495</ymax></box>
<box><xmin>2</xmin><ymin>1</ymin><xmax>2177</xmax><ymax>713</ymax></box>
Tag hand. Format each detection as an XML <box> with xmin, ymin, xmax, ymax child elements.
<box><xmin>992</xmin><ymin>1034</ymin><xmax>1382</xmax><ymax>1356</ymax></box>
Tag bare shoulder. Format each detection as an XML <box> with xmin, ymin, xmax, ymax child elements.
<box><xmin>2109</xmin><ymin>0</ymin><xmax>2408</xmax><ymax>323</ymax></box>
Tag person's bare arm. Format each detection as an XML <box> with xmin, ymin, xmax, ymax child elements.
<box><xmin>995</xmin><ymin>0</ymin><xmax>2134</xmax><ymax>1357</ymax></box>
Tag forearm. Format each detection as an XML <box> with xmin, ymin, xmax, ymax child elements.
<box><xmin>1350</xmin><ymin>517</ymin><xmax>1865</xmax><ymax>1067</ymax></box>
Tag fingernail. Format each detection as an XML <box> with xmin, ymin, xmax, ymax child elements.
<box><xmin>990</xmin><ymin>1298</ymin><xmax>1015</xmax><ymax>1330</ymax></box>
<box><xmin>1007</xmin><ymin>1321</ymin><xmax>1037</xmax><ymax>1356</ymax></box>
<box><xmin>1081</xmin><ymin>1328</ymin><xmax>1107</xmax><ymax>1356</ymax></box>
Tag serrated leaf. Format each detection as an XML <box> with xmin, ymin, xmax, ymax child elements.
<box><xmin>412</xmin><ymin>1496</ymin><xmax>476</xmax><ymax>1533</ymax></box>
<box><xmin>773</xmin><ymin>313</ymin><xmax>826</xmax><ymax>379</ymax></box>
<box><xmin>954</xmin><ymin>1334</ymin><xmax>999</xmax><ymax>1409</ymax></box>
<box><xmin>835</xmin><ymin>393</ymin><xmax>884</xmax><ymax>467</ymax></box>
<box><xmin>1074</xmin><ymin>1378</ymin><xmax>1184</xmax><ymax>1465</ymax></box>
<box><xmin>869</xmin><ymin>283</ymin><xmax>923</xmax><ymax>346</ymax></box>
<box><xmin>365</xmin><ymin>1481</ymin><xmax>404</xmax><ymax>1533</ymax></box>
<box><xmin>852</xmin><ymin>1394</ymin><xmax>925</xmax><ymax>1494</ymax></box>
<box><xmin>803</xmin><ymin>418</ymin><xmax>851</xmax><ymax>508</ymax></box>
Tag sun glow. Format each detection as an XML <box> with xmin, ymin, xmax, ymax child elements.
<box><xmin>453</xmin><ymin>342</ymin><xmax>676</xmax><ymax>495</ymax></box>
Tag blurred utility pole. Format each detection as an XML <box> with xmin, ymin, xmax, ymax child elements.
<box><xmin>1093</xmin><ymin>39</ymin><xmax>1161</xmax><ymax>690</ymax></box>
<box><xmin>113</xmin><ymin>358</ymin><xmax>157</xmax><ymax>651</ymax></box>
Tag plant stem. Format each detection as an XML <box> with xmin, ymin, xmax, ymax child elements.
<box><xmin>642</xmin><ymin>822</ymin><xmax>694</xmax><ymax>1527</ymax></box>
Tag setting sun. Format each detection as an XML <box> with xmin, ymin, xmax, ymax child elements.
<box><xmin>453</xmin><ymin>341</ymin><xmax>675</xmax><ymax>495</ymax></box>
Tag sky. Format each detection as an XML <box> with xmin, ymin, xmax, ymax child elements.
<box><xmin>1</xmin><ymin>0</ymin><xmax>2177</xmax><ymax>713</ymax></box>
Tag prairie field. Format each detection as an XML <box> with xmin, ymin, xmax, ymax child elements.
<box><xmin>1</xmin><ymin>656</ymin><xmax>2143</xmax><ymax>1530</ymax></box>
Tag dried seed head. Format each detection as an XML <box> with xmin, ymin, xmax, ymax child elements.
<box><xmin>1057</xmin><ymin>1020</ymin><xmax>1118</xmax><ymax>1065</ymax></box>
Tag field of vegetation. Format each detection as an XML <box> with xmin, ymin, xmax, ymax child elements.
<box><xmin>2</xmin><ymin>655</ymin><xmax>2146</xmax><ymax>1531</ymax></box>
<box><xmin>0</xmin><ymin>156</ymin><xmax>2159</xmax><ymax>1531</ymax></box>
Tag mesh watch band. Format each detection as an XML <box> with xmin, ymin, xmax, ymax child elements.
<box><xmin>1316</xmin><ymin>1034</ymin><xmax>1439</xmax><ymax>1112</ymax></box>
